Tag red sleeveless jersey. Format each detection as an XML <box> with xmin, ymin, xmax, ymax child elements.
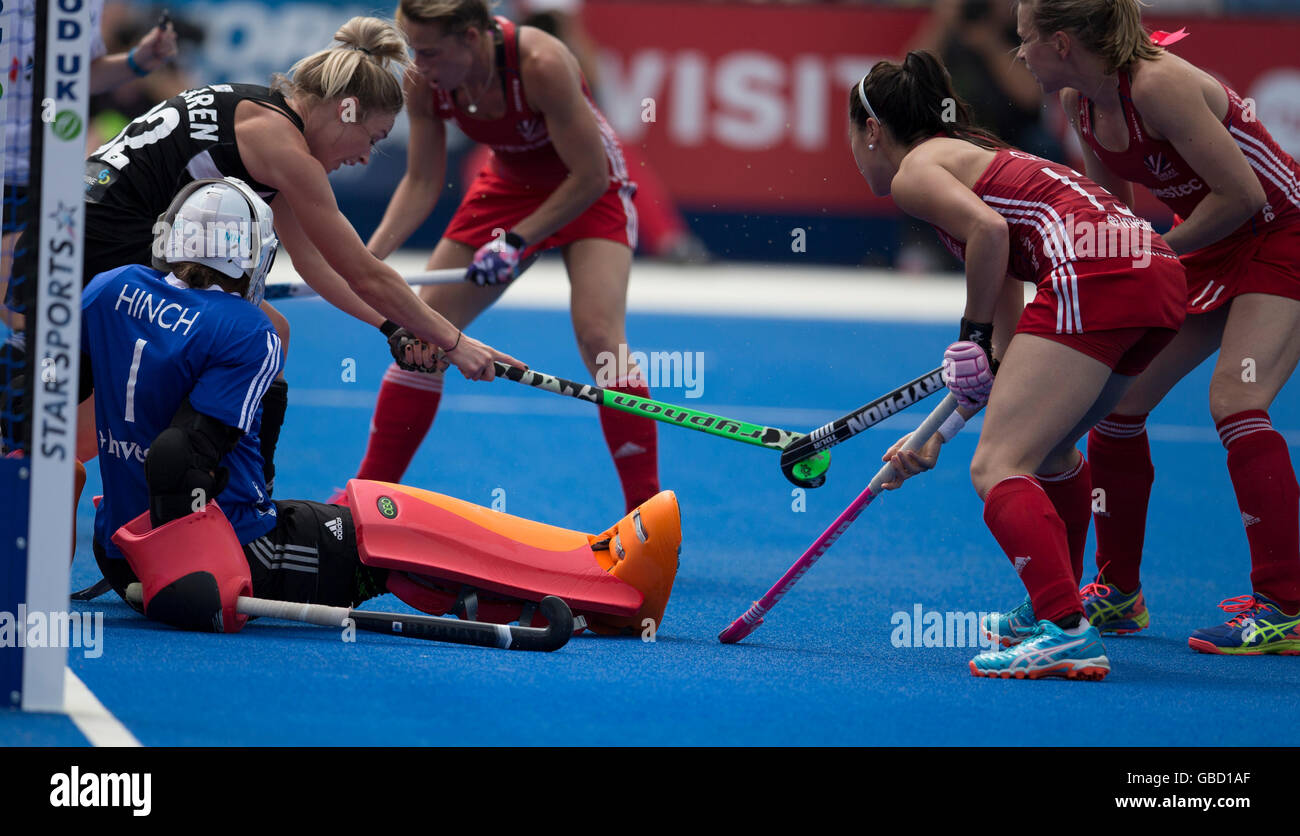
<box><xmin>431</xmin><ymin>17</ymin><xmax>629</xmax><ymax>190</ymax></box>
<box><xmin>1077</xmin><ymin>72</ymin><xmax>1300</xmax><ymax>240</ymax></box>
<box><xmin>931</xmin><ymin>147</ymin><xmax>1184</xmax><ymax>335</ymax></box>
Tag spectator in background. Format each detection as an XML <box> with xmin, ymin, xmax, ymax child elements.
<box><xmin>86</xmin><ymin>4</ymin><xmax>206</xmax><ymax>149</ymax></box>
<box><xmin>512</xmin><ymin>0</ymin><xmax>712</xmax><ymax>262</ymax></box>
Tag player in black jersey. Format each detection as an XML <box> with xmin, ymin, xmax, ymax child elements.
<box><xmin>6</xmin><ymin>17</ymin><xmax>523</xmax><ymax>483</ymax></box>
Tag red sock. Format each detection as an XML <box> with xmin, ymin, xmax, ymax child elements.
<box><xmin>1038</xmin><ymin>454</ymin><xmax>1092</xmax><ymax>585</ymax></box>
<box><xmin>598</xmin><ymin>378</ymin><xmax>660</xmax><ymax>512</ymax></box>
<box><xmin>1087</xmin><ymin>413</ymin><xmax>1153</xmax><ymax>592</ymax></box>
<box><xmin>983</xmin><ymin>476</ymin><xmax>1082</xmax><ymax>624</ymax></box>
<box><xmin>355</xmin><ymin>365</ymin><xmax>442</xmax><ymax>483</ymax></box>
<box><xmin>1218</xmin><ymin>410</ymin><xmax>1300</xmax><ymax>613</ymax></box>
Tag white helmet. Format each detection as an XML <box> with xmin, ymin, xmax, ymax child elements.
<box><xmin>153</xmin><ymin>177</ymin><xmax>279</xmax><ymax>306</ymax></box>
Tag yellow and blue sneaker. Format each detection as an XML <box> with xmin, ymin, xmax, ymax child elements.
<box><xmin>1080</xmin><ymin>577</ymin><xmax>1149</xmax><ymax>635</ymax></box>
<box><xmin>970</xmin><ymin>618</ymin><xmax>1110</xmax><ymax>680</ymax></box>
<box><xmin>1188</xmin><ymin>594</ymin><xmax>1300</xmax><ymax>655</ymax></box>
<box><xmin>980</xmin><ymin>597</ymin><xmax>1038</xmax><ymax>648</ymax></box>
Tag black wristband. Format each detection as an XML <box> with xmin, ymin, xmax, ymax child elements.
<box><xmin>959</xmin><ymin>317</ymin><xmax>994</xmax><ymax>357</ymax></box>
<box><xmin>504</xmin><ymin>231</ymin><xmax>527</xmax><ymax>250</ymax></box>
<box><xmin>379</xmin><ymin>319</ymin><xmax>400</xmax><ymax>338</ymax></box>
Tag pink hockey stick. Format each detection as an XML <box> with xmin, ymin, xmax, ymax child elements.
<box><xmin>718</xmin><ymin>393</ymin><xmax>959</xmax><ymax>644</ymax></box>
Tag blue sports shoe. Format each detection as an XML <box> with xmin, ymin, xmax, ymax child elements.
<box><xmin>970</xmin><ymin>619</ymin><xmax>1111</xmax><ymax>680</ymax></box>
<box><xmin>1081</xmin><ymin>577</ymin><xmax>1149</xmax><ymax>635</ymax></box>
<box><xmin>1188</xmin><ymin>594</ymin><xmax>1300</xmax><ymax>655</ymax></box>
<box><xmin>981</xmin><ymin>597</ymin><xmax>1038</xmax><ymax>648</ymax></box>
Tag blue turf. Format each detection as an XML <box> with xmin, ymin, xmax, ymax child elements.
<box><xmin>11</xmin><ymin>293</ymin><xmax>1300</xmax><ymax>746</ymax></box>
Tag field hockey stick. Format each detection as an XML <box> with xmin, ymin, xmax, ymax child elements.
<box><xmin>719</xmin><ymin>392</ymin><xmax>958</xmax><ymax>644</ymax></box>
<box><xmin>491</xmin><ymin>362</ymin><xmax>833</xmax><ymax>489</ymax></box>
<box><xmin>777</xmin><ymin>366</ymin><xmax>946</xmax><ymax>485</ymax></box>
<box><xmin>126</xmin><ymin>583</ymin><xmax>574</xmax><ymax>652</ymax></box>
<box><xmin>263</xmin><ymin>253</ymin><xmax>543</xmax><ymax>301</ymax></box>
<box><xmin>263</xmin><ymin>267</ymin><xmax>464</xmax><ymax>301</ymax></box>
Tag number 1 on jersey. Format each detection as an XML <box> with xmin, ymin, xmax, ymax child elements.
<box><xmin>124</xmin><ymin>338</ymin><xmax>146</xmax><ymax>423</ymax></box>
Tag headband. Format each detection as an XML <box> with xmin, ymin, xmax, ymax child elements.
<box><xmin>857</xmin><ymin>75</ymin><xmax>881</xmax><ymax>126</ymax></box>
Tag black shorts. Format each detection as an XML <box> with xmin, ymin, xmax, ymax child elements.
<box><xmin>93</xmin><ymin>500</ymin><xmax>388</xmax><ymax>611</ymax></box>
<box><xmin>243</xmin><ymin>500</ymin><xmax>387</xmax><ymax>608</ymax></box>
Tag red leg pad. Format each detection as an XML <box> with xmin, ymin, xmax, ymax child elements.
<box><xmin>111</xmin><ymin>502</ymin><xmax>252</xmax><ymax>633</ymax></box>
<box><xmin>349</xmin><ymin>481</ymin><xmax>681</xmax><ymax>633</ymax></box>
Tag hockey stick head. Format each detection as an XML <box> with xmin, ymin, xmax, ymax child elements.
<box><xmin>717</xmin><ymin>611</ymin><xmax>763</xmax><ymax>644</ymax></box>
<box><xmin>518</xmin><ymin>596</ymin><xmax>575</xmax><ymax>652</ymax></box>
<box><xmin>781</xmin><ymin>450</ymin><xmax>831</xmax><ymax>489</ymax></box>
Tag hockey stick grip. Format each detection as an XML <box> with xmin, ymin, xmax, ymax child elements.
<box><xmin>867</xmin><ymin>392</ymin><xmax>958</xmax><ymax>494</ymax></box>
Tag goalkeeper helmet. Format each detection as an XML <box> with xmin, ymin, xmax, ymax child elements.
<box><xmin>153</xmin><ymin>177</ymin><xmax>279</xmax><ymax>306</ymax></box>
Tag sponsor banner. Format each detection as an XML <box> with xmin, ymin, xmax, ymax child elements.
<box><xmin>583</xmin><ymin>2</ymin><xmax>1300</xmax><ymax>213</ymax></box>
<box><xmin>149</xmin><ymin>1</ymin><xmax>1300</xmax><ymax>221</ymax></box>
<box><xmin>25</xmin><ymin>0</ymin><xmax>93</xmax><ymax>712</ymax></box>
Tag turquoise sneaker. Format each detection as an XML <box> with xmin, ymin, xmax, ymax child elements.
<box><xmin>980</xmin><ymin>597</ymin><xmax>1038</xmax><ymax>648</ymax></box>
<box><xmin>970</xmin><ymin>619</ymin><xmax>1111</xmax><ymax>680</ymax></box>
<box><xmin>1188</xmin><ymin>594</ymin><xmax>1300</xmax><ymax>655</ymax></box>
<box><xmin>1081</xmin><ymin>577</ymin><xmax>1149</xmax><ymax>635</ymax></box>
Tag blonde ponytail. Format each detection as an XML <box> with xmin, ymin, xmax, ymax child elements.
<box><xmin>274</xmin><ymin>17</ymin><xmax>410</xmax><ymax>117</ymax></box>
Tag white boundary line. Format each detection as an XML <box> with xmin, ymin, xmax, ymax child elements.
<box><xmin>64</xmin><ymin>668</ymin><xmax>141</xmax><ymax>748</ymax></box>
<box><xmin>270</xmin><ymin>255</ymin><xmax>972</xmax><ymax>322</ymax></box>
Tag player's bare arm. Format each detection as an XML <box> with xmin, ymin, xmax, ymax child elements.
<box><xmin>237</xmin><ymin>105</ymin><xmax>460</xmax><ymax>348</ymax></box>
<box><xmin>368</xmin><ymin>70</ymin><xmax>448</xmax><ymax>260</ymax></box>
<box><xmin>1129</xmin><ymin>59</ymin><xmax>1266</xmax><ymax>254</ymax></box>
<box><xmin>508</xmin><ymin>29</ymin><xmax>610</xmax><ymax>245</ymax></box>
<box><xmin>268</xmin><ymin>193</ymin><xmax>385</xmax><ymax>329</ymax></box>
<box><xmin>891</xmin><ymin>150</ymin><xmax>1010</xmax><ymax>326</ymax></box>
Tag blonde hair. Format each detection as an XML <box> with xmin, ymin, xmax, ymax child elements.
<box><xmin>397</xmin><ymin>0</ymin><xmax>493</xmax><ymax>35</ymax></box>
<box><xmin>274</xmin><ymin>17</ymin><xmax>409</xmax><ymax>117</ymax></box>
<box><xmin>1023</xmin><ymin>0</ymin><xmax>1164</xmax><ymax>74</ymax></box>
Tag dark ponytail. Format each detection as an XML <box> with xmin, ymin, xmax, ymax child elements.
<box><xmin>848</xmin><ymin>50</ymin><xmax>1009</xmax><ymax>151</ymax></box>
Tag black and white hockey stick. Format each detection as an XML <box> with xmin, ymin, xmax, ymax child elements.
<box><xmin>776</xmin><ymin>366</ymin><xmax>946</xmax><ymax>484</ymax></box>
<box><xmin>125</xmin><ymin>583</ymin><xmax>574</xmax><ymax>652</ymax></box>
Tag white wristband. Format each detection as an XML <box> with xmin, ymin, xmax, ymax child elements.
<box><xmin>937</xmin><ymin>411</ymin><xmax>966</xmax><ymax>442</ymax></box>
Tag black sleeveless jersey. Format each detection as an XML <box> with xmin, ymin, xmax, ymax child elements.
<box><xmin>81</xmin><ymin>83</ymin><xmax>304</xmax><ymax>279</ymax></box>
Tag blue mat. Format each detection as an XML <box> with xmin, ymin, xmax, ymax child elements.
<box><xmin>6</xmin><ymin>295</ymin><xmax>1298</xmax><ymax>746</ymax></box>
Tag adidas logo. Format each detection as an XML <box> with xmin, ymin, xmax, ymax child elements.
<box><xmin>613</xmin><ymin>442</ymin><xmax>646</xmax><ymax>459</ymax></box>
<box><xmin>325</xmin><ymin>517</ymin><xmax>344</xmax><ymax>541</ymax></box>
<box><xmin>1013</xmin><ymin>556</ymin><xmax>1031</xmax><ymax>575</ymax></box>
<box><xmin>1242</xmin><ymin>511</ymin><xmax>1262</xmax><ymax>528</ymax></box>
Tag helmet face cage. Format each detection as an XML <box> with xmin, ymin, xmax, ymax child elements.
<box><xmin>153</xmin><ymin>177</ymin><xmax>279</xmax><ymax>305</ymax></box>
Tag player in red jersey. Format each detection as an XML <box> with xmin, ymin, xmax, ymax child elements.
<box><xmin>1013</xmin><ymin>0</ymin><xmax>1300</xmax><ymax>654</ymax></box>
<box><xmin>856</xmin><ymin>51</ymin><xmax>1186</xmax><ymax>679</ymax></box>
<box><xmin>334</xmin><ymin>0</ymin><xmax>658</xmax><ymax>513</ymax></box>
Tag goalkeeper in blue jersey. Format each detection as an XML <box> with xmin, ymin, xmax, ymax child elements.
<box><xmin>81</xmin><ymin>177</ymin><xmax>422</xmax><ymax>609</ymax></box>
<box><xmin>80</xmin><ymin>177</ymin><xmax>682</xmax><ymax>636</ymax></box>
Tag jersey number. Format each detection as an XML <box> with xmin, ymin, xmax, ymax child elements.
<box><xmin>94</xmin><ymin>102</ymin><xmax>182</xmax><ymax>170</ymax></box>
<box><xmin>124</xmin><ymin>338</ymin><xmax>146</xmax><ymax>423</ymax></box>
<box><xmin>1040</xmin><ymin>167</ymin><xmax>1136</xmax><ymax>217</ymax></box>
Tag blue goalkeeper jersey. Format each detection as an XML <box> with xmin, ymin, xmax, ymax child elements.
<box><xmin>82</xmin><ymin>265</ymin><xmax>283</xmax><ymax>562</ymax></box>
